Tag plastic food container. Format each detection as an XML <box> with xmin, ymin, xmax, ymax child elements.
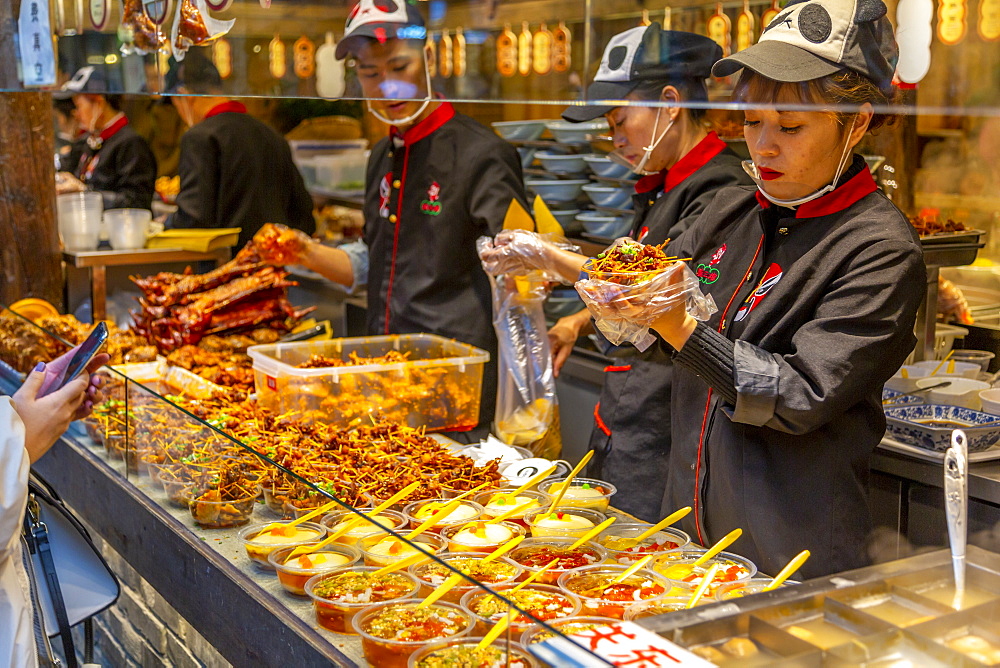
<box><xmin>187</xmin><ymin>486</ymin><xmax>260</xmax><ymax>528</ymax></box>
<box><xmin>537</xmin><ymin>477</ymin><xmax>616</xmax><ymax>512</ymax></box>
<box><xmin>473</xmin><ymin>490</ymin><xmax>548</xmax><ymax>527</ymax></box>
<box><xmin>408</xmin><ymin>555</ymin><xmax>523</xmax><ymax>604</ymax></box>
<box><xmin>461</xmin><ymin>583</ymin><xmax>582</xmax><ymax>636</ymax></box>
<box><xmin>951</xmin><ymin>349</ymin><xmax>996</xmax><ymax>371</ymax></box>
<box><xmin>403</xmin><ymin>499</ymin><xmax>484</xmax><ymax>532</ymax></box>
<box><xmin>519</xmin><ymin>616</ymin><xmax>619</xmax><ymax>646</ymax></box>
<box><xmin>358</xmin><ymin>533</ymin><xmax>447</xmax><ymax>568</ymax></box>
<box><xmin>440</xmin><ymin>521</ymin><xmax>526</xmax><ymax>553</ymax></box>
<box><xmin>523</xmin><ymin>507</ymin><xmax>607</xmax><ymax>539</ymax></box>
<box><xmin>305</xmin><ymin>566</ymin><xmax>419</xmax><ymax>634</ymax></box>
<box><xmin>247</xmin><ymin>334</ymin><xmax>488</xmax><ymax>431</ymax></box>
<box><xmin>353</xmin><ymin>599</ymin><xmax>474</xmax><ymax>668</ymax></box>
<box><xmin>912</xmin><ymin>359</ymin><xmax>981</xmax><ymax>379</ymax></box>
<box><xmin>557</xmin><ymin>564</ymin><xmax>671</xmax><ymax>619</ymax></box>
<box><xmin>623</xmin><ymin>596</ymin><xmax>716</xmax><ymax>620</ymax></box>
<box><xmin>408</xmin><ymin>638</ymin><xmax>539</xmax><ymax>668</ymax></box>
<box><xmin>57</xmin><ymin>192</ymin><xmax>103</xmax><ymax>251</ymax></box>
<box><xmin>237</xmin><ymin>521</ymin><xmax>326</xmax><ymax>569</ymax></box>
<box><xmin>597</xmin><ymin>523</ymin><xmax>691</xmax><ymax>565</ymax></box>
<box><xmin>654</xmin><ymin>549</ymin><xmax>757</xmax><ymax>596</ymax></box>
<box><xmin>269</xmin><ymin>544</ymin><xmax>361</xmax><ymax>595</ymax></box>
<box><xmin>507</xmin><ymin>538</ymin><xmax>608</xmax><ymax>585</ymax></box>
<box><xmin>320</xmin><ymin>509</ymin><xmax>407</xmax><ymax>546</ymax></box>
<box><xmin>104</xmin><ymin>208</ymin><xmax>151</xmax><ymax>250</ymax></box>
<box><xmin>715</xmin><ymin>577</ymin><xmax>799</xmax><ymax>600</ymax></box>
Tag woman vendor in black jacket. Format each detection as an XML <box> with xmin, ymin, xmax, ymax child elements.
<box><xmin>480</xmin><ymin>24</ymin><xmax>751</xmax><ymax>520</ymax></box>
<box><xmin>55</xmin><ymin>66</ymin><xmax>157</xmax><ymax>211</ymax></box>
<box><xmin>590</xmin><ymin>0</ymin><xmax>925</xmax><ymax>578</ymax></box>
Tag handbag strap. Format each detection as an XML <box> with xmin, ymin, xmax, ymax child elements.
<box><xmin>30</xmin><ymin>506</ymin><xmax>79</xmax><ymax>668</ymax></box>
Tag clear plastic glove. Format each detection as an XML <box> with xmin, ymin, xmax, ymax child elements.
<box><xmin>252</xmin><ymin>222</ymin><xmax>313</xmax><ymax>266</ymax></box>
<box><xmin>478</xmin><ymin>229</ymin><xmax>555</xmax><ymax>278</ymax></box>
<box><xmin>55</xmin><ymin>171</ymin><xmax>86</xmax><ymax>194</ymax></box>
<box><xmin>575</xmin><ymin>239</ymin><xmax>716</xmax><ymax>351</ymax></box>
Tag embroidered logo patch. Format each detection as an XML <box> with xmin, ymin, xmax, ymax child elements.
<box><xmin>379</xmin><ymin>173</ymin><xmax>391</xmax><ymax>219</ymax></box>
<box><xmin>420</xmin><ymin>181</ymin><xmax>442</xmax><ymax>215</ymax></box>
<box><xmin>696</xmin><ymin>264</ymin><xmax>720</xmax><ymax>284</ymax></box>
<box><xmin>734</xmin><ymin>262</ymin><xmax>783</xmax><ymax>322</ymax></box>
<box><xmin>710</xmin><ymin>243</ymin><xmax>727</xmax><ymax>265</ymax></box>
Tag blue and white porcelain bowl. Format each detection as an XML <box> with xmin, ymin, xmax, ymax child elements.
<box><xmin>881</xmin><ymin>388</ymin><xmax>924</xmax><ymax>406</ymax></box>
<box><xmin>883</xmin><ymin>404</ymin><xmax>1000</xmax><ymax>453</ymax></box>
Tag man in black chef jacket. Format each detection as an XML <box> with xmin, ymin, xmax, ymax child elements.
<box><xmin>167</xmin><ymin>53</ymin><xmax>315</xmax><ymax>249</ymax></box>
<box><xmin>256</xmin><ymin>0</ymin><xmax>530</xmax><ymax>441</ymax></box>
<box><xmin>55</xmin><ymin>66</ymin><xmax>157</xmax><ymax>211</ymax></box>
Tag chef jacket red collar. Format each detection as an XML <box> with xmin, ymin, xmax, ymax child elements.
<box><xmin>389</xmin><ymin>101</ymin><xmax>456</xmax><ymax>146</ymax></box>
<box><xmin>97</xmin><ymin>113</ymin><xmax>129</xmax><ymax>142</ymax></box>
<box><xmin>634</xmin><ymin>131</ymin><xmax>727</xmax><ymax>195</ymax></box>
<box><xmin>754</xmin><ymin>164</ymin><xmax>878</xmax><ymax>218</ymax></box>
<box><xmin>204</xmin><ymin>100</ymin><xmax>248</xmax><ymax>119</ymax></box>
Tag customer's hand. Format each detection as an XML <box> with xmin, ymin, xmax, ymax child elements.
<box><xmin>12</xmin><ymin>361</ymin><xmax>94</xmax><ymax>463</ymax></box>
<box><xmin>39</xmin><ymin>344</ymin><xmax>109</xmax><ymax>411</ymax></box>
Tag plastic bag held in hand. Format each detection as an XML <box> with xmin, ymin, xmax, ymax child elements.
<box><xmin>478</xmin><ymin>229</ymin><xmax>578</xmax><ymax>284</ymax></box>
<box><xmin>575</xmin><ymin>238</ymin><xmax>717</xmax><ymax>352</ymax></box>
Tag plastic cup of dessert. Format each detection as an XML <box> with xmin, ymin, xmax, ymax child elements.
<box><xmin>237</xmin><ymin>520</ymin><xmax>327</xmax><ymax>569</ymax></box>
<box><xmin>507</xmin><ymin>537</ymin><xmax>609</xmax><ymax>585</ymax></box>
<box><xmin>519</xmin><ymin>616</ymin><xmax>621</xmax><ymax>647</ymax></box>
<box><xmin>949</xmin><ymin>349</ymin><xmax>996</xmax><ymax>372</ymax></box>
<box><xmin>654</xmin><ymin>549</ymin><xmax>758</xmax><ymax>597</ymax></box>
<box><xmin>305</xmin><ymin>566</ymin><xmax>420</xmax><ymax>635</ymax></box>
<box><xmin>320</xmin><ymin>509</ymin><xmax>407</xmax><ymax>546</ymax></box>
<box><xmin>408</xmin><ymin>554</ymin><xmax>523</xmax><ymax>604</ymax></box>
<box><xmin>440</xmin><ymin>520</ymin><xmax>526</xmax><ymax>553</ymax></box>
<box><xmin>358</xmin><ymin>532</ymin><xmax>447</xmax><ymax>568</ymax></box>
<box><xmin>407</xmin><ymin>638</ymin><xmax>539</xmax><ymax>668</ymax></box>
<box><xmin>597</xmin><ymin>523</ymin><xmax>691</xmax><ymax>565</ymax></box>
<box><xmin>460</xmin><ymin>583</ymin><xmax>583</xmax><ymax>636</ymax></box>
<box><xmin>352</xmin><ymin>599</ymin><xmax>475</xmax><ymax>668</ymax></box>
<box><xmin>523</xmin><ymin>507</ymin><xmax>608</xmax><ymax>540</ymax></box>
<box><xmin>623</xmin><ymin>596</ymin><xmax>716</xmax><ymax>621</ymax></box>
<box><xmin>473</xmin><ymin>489</ymin><xmax>549</xmax><ymax>527</ymax></box>
<box><xmin>186</xmin><ymin>485</ymin><xmax>260</xmax><ymax>529</ymax></box>
<box><xmin>556</xmin><ymin>564</ymin><xmax>671</xmax><ymax>619</ymax></box>
<box><xmin>537</xmin><ymin>477</ymin><xmax>617</xmax><ymax>512</ymax></box>
<box><xmin>402</xmin><ymin>498</ymin><xmax>484</xmax><ymax>532</ymax></box>
<box><xmin>714</xmin><ymin>577</ymin><xmax>800</xmax><ymax>601</ymax></box>
<box><xmin>268</xmin><ymin>544</ymin><xmax>361</xmax><ymax>596</ymax></box>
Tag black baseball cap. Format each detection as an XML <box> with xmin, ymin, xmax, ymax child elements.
<box><xmin>336</xmin><ymin>0</ymin><xmax>427</xmax><ymax>60</ymax></box>
<box><xmin>54</xmin><ymin>66</ymin><xmax>108</xmax><ymax>99</ymax></box>
<box><xmin>712</xmin><ymin>0</ymin><xmax>898</xmax><ymax>94</ymax></box>
<box><xmin>563</xmin><ymin>24</ymin><xmax>723</xmax><ymax>123</ymax></box>
<box><xmin>164</xmin><ymin>52</ymin><xmax>223</xmax><ymax>95</ymax></box>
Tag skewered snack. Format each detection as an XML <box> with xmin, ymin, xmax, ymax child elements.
<box><xmin>132</xmin><ymin>241</ymin><xmax>314</xmax><ymax>353</ymax></box>
<box><xmin>121</xmin><ymin>0</ymin><xmax>167</xmax><ymax>54</ymax></box>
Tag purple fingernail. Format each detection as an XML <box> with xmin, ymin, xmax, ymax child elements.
<box><xmin>33</xmin><ymin>362</ymin><xmax>45</xmax><ymax>372</ymax></box>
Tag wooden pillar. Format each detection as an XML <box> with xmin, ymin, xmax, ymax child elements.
<box><xmin>0</xmin><ymin>0</ymin><xmax>63</xmax><ymax>309</ymax></box>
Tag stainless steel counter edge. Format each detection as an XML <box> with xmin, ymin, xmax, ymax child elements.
<box><xmin>33</xmin><ymin>431</ymin><xmax>360</xmax><ymax>668</ymax></box>
<box><xmin>872</xmin><ymin>447</ymin><xmax>1000</xmax><ymax>506</ymax></box>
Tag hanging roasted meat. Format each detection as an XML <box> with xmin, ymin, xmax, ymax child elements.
<box><xmin>122</xmin><ymin>0</ymin><xmax>167</xmax><ymax>54</ymax></box>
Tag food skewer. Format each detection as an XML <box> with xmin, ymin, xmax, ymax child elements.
<box><xmin>763</xmin><ymin>550</ymin><xmax>811</xmax><ymax>591</ymax></box>
<box><xmin>545</xmin><ymin>450</ymin><xmax>594</xmax><ymax>513</ymax></box>
<box><xmin>686</xmin><ymin>563</ymin><xmax>720</xmax><ymax>608</ymax></box>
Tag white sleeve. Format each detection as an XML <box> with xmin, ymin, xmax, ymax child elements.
<box><xmin>338</xmin><ymin>239</ymin><xmax>369</xmax><ymax>293</ymax></box>
<box><xmin>0</xmin><ymin>397</ymin><xmax>29</xmax><ymax>561</ymax></box>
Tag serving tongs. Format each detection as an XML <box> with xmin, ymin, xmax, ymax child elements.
<box><xmin>945</xmin><ymin>428</ymin><xmax>968</xmax><ymax>610</ymax></box>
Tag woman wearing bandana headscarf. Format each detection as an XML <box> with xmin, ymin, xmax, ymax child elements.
<box><xmin>588</xmin><ymin>0</ymin><xmax>924</xmax><ymax>578</ymax></box>
<box><xmin>55</xmin><ymin>66</ymin><xmax>156</xmax><ymax>211</ymax></box>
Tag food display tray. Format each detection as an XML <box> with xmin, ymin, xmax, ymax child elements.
<box><xmin>921</xmin><ymin>242</ymin><xmax>985</xmax><ymax>267</ymax></box>
<box><xmin>920</xmin><ymin>229</ymin><xmax>986</xmax><ymax>246</ymax></box>
<box><xmin>879</xmin><ymin>435</ymin><xmax>1000</xmax><ymax>463</ymax></box>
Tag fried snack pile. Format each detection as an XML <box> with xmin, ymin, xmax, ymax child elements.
<box><xmin>296</xmin><ymin>350</ymin><xmax>413</xmax><ymax>369</ymax></box>
<box><xmin>131</xmin><ymin>241</ymin><xmax>314</xmax><ymax>353</ymax></box>
<box><xmin>909</xmin><ymin>212</ymin><xmax>969</xmax><ymax>236</ymax></box>
<box><xmin>166</xmin><ymin>330</ymin><xmax>280</xmax><ymax>391</ymax></box>
<box><xmin>586</xmin><ymin>238</ymin><xmax>674</xmax><ymax>285</ymax></box>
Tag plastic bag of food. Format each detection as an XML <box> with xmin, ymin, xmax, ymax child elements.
<box><xmin>477</xmin><ymin>236</ymin><xmax>562</xmax><ymax>459</ymax></box>
<box><xmin>575</xmin><ymin>238</ymin><xmax>717</xmax><ymax>352</ymax></box>
<box><xmin>171</xmin><ymin>0</ymin><xmax>235</xmax><ymax>61</ymax></box>
<box><xmin>120</xmin><ymin>0</ymin><xmax>168</xmax><ymax>55</ymax></box>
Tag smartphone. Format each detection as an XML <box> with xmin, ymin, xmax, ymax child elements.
<box><xmin>51</xmin><ymin>322</ymin><xmax>108</xmax><ymax>391</ymax></box>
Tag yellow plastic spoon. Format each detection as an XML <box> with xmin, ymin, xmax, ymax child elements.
<box><xmin>545</xmin><ymin>450</ymin><xmax>594</xmax><ymax>514</ymax></box>
<box><xmin>484</xmin><ymin>500</ymin><xmax>537</xmax><ymax>525</ymax></box>
<box><xmin>404</xmin><ymin>500</ymin><xmax>463</xmax><ymax>540</ymax></box>
<box><xmin>286</xmin><ymin>516</ymin><xmax>366</xmax><ymax>560</ymax></box>
<box><xmin>370</xmin><ymin>551</ymin><xmax>428</xmax><ymax>577</ymax></box>
<box><xmin>568</xmin><ymin>517</ymin><xmax>618</xmax><ymax>551</ymax></box>
<box><xmin>417</xmin><ymin>571</ymin><xmax>466</xmax><ymax>609</ymax></box>
<box><xmin>606</xmin><ymin>506</ymin><xmax>692</xmax><ymax>551</ymax></box>
<box><xmin>256</xmin><ymin>498</ymin><xmax>341</xmax><ymax>537</ymax></box>
<box><xmin>686</xmin><ymin>563</ymin><xmax>720</xmax><ymax>608</ymax></box>
<box><xmin>481</xmin><ymin>535</ymin><xmax>526</xmax><ymax>563</ymax></box>
<box><xmin>476</xmin><ymin>609</ymin><xmax>513</xmax><ymax>650</ymax></box>
<box><xmin>509</xmin><ymin>559</ymin><xmax>560</xmax><ymax>593</ymax></box>
<box><xmin>931</xmin><ymin>350</ymin><xmax>955</xmax><ymax>377</ymax></box>
<box><xmin>694</xmin><ymin>528</ymin><xmax>743</xmax><ymax>566</ymax></box>
<box><xmin>501</xmin><ymin>464</ymin><xmax>558</xmax><ymax>500</ymax></box>
<box><xmin>763</xmin><ymin>550</ymin><xmax>810</xmax><ymax>592</ymax></box>
<box><xmin>370</xmin><ymin>481</ymin><xmax>422</xmax><ymax>514</ymax></box>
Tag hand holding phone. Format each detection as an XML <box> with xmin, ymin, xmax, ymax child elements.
<box><xmin>43</xmin><ymin>322</ymin><xmax>109</xmax><ymax>395</ymax></box>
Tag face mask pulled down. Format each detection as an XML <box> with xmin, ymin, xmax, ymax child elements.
<box><xmin>608</xmin><ymin>106</ymin><xmax>674</xmax><ymax>176</ymax></box>
<box><xmin>365</xmin><ymin>53</ymin><xmax>434</xmax><ymax>128</ymax></box>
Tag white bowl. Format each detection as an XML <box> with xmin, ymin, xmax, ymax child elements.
<box><xmin>980</xmin><ymin>389</ymin><xmax>1000</xmax><ymax>415</ymax></box>
<box><xmin>581</xmin><ymin>184</ymin><xmax>634</xmax><ymax>209</ymax></box>
<box><xmin>546</xmin><ymin>120</ymin><xmax>609</xmax><ymax>145</ymax></box>
<box><xmin>885</xmin><ymin>365</ymin><xmax>932</xmax><ymax>393</ymax></box>
<box><xmin>524</xmin><ymin>179</ymin><xmax>589</xmax><ymax>203</ymax></box>
<box><xmin>916</xmin><ymin>377</ymin><xmax>990</xmax><ymax>410</ymax></box>
<box><xmin>492</xmin><ymin>120</ymin><xmax>550</xmax><ymax>141</ymax></box>
<box><xmin>912</xmin><ymin>360</ymin><xmax>981</xmax><ymax>379</ymax></box>
<box><xmin>535</xmin><ymin>151</ymin><xmax>588</xmax><ymax>175</ymax></box>
<box><xmin>582</xmin><ymin>154</ymin><xmax>633</xmax><ymax>179</ymax></box>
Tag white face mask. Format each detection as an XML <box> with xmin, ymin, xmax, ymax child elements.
<box><xmin>365</xmin><ymin>53</ymin><xmax>434</xmax><ymax>128</ymax></box>
<box><xmin>608</xmin><ymin>106</ymin><xmax>674</xmax><ymax>176</ymax></box>
<box><xmin>744</xmin><ymin>118</ymin><xmax>856</xmax><ymax>208</ymax></box>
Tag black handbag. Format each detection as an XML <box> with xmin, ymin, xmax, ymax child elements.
<box><xmin>22</xmin><ymin>472</ymin><xmax>120</xmax><ymax>668</ymax></box>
